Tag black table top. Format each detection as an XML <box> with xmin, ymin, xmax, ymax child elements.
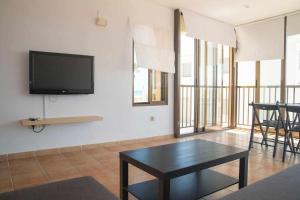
<box><xmin>249</xmin><ymin>102</ymin><xmax>300</xmax><ymax>107</ymax></box>
<box><xmin>120</xmin><ymin>140</ymin><xmax>248</xmax><ymax>179</ymax></box>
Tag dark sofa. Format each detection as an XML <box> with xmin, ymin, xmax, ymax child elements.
<box><xmin>0</xmin><ymin>176</ymin><xmax>119</xmax><ymax>200</ymax></box>
<box><xmin>220</xmin><ymin>163</ymin><xmax>300</xmax><ymax>200</ymax></box>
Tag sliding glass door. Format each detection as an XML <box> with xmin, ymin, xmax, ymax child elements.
<box><xmin>180</xmin><ymin>34</ymin><xmax>231</xmax><ymax>135</ymax></box>
<box><xmin>201</xmin><ymin>42</ymin><xmax>230</xmax><ymax>130</ymax></box>
<box><xmin>180</xmin><ymin>33</ymin><xmax>195</xmax><ymax>134</ymax></box>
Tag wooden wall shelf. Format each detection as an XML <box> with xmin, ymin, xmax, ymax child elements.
<box><xmin>20</xmin><ymin>116</ymin><xmax>103</xmax><ymax>127</ymax></box>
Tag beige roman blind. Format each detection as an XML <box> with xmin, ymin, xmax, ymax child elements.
<box><xmin>235</xmin><ymin>18</ymin><xmax>285</xmax><ymax>61</ymax></box>
<box><xmin>131</xmin><ymin>20</ymin><xmax>175</xmax><ymax>73</ymax></box>
<box><xmin>182</xmin><ymin>9</ymin><xmax>236</xmax><ymax>47</ymax></box>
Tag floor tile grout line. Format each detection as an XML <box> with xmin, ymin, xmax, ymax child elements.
<box><xmin>6</xmin><ymin>159</ymin><xmax>14</xmax><ymax>191</ymax></box>
<box><xmin>34</xmin><ymin>155</ymin><xmax>50</xmax><ymax>183</ymax></box>
<box><xmin>36</xmin><ymin>152</ymin><xmax>69</xmax><ymax>182</ymax></box>
<box><xmin>60</xmin><ymin>151</ymin><xmax>85</xmax><ymax>177</ymax></box>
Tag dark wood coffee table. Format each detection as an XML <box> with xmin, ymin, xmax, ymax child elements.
<box><xmin>119</xmin><ymin>139</ymin><xmax>249</xmax><ymax>200</ymax></box>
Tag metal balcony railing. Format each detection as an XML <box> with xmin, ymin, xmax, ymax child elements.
<box><xmin>180</xmin><ymin>85</ymin><xmax>195</xmax><ymax>128</ymax></box>
<box><xmin>180</xmin><ymin>85</ymin><xmax>300</xmax><ymax>129</ymax></box>
<box><xmin>237</xmin><ymin>85</ymin><xmax>300</xmax><ymax>126</ymax></box>
<box><xmin>180</xmin><ymin>85</ymin><xmax>230</xmax><ymax>129</ymax></box>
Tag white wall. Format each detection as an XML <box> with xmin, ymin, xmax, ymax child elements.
<box><xmin>0</xmin><ymin>0</ymin><xmax>174</xmax><ymax>154</ymax></box>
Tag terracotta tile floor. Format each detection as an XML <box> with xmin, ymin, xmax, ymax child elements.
<box><xmin>1</xmin><ymin>129</ymin><xmax>300</xmax><ymax>200</ymax></box>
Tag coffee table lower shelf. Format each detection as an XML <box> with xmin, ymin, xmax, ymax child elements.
<box><xmin>124</xmin><ymin>169</ymin><xmax>238</xmax><ymax>200</ymax></box>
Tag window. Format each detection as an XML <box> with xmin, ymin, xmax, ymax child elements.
<box><xmin>236</xmin><ymin>61</ymin><xmax>256</xmax><ymax>126</ymax></box>
<box><xmin>298</xmin><ymin>52</ymin><xmax>300</xmax><ymax>70</ymax></box>
<box><xmin>260</xmin><ymin>59</ymin><xmax>281</xmax><ymax>104</ymax></box>
<box><xmin>133</xmin><ymin>45</ymin><xmax>168</xmax><ymax>106</ymax></box>
<box><xmin>260</xmin><ymin>60</ymin><xmax>281</xmax><ymax>86</ymax></box>
<box><xmin>180</xmin><ymin>33</ymin><xmax>195</xmax><ymax>85</ymax></box>
<box><xmin>182</xmin><ymin>63</ymin><xmax>193</xmax><ymax>77</ymax></box>
<box><xmin>237</xmin><ymin>61</ymin><xmax>256</xmax><ymax>86</ymax></box>
<box><xmin>287</xmin><ymin>34</ymin><xmax>300</xmax><ymax>85</ymax></box>
<box><xmin>287</xmin><ymin>34</ymin><xmax>300</xmax><ymax>103</ymax></box>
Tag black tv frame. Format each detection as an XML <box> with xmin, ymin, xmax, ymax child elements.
<box><xmin>29</xmin><ymin>51</ymin><xmax>94</xmax><ymax>95</ymax></box>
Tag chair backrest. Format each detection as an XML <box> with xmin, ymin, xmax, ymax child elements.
<box><xmin>252</xmin><ymin>103</ymin><xmax>279</xmax><ymax>111</ymax></box>
<box><xmin>251</xmin><ymin>102</ymin><xmax>283</xmax><ymax>125</ymax></box>
<box><xmin>286</xmin><ymin>104</ymin><xmax>300</xmax><ymax>114</ymax></box>
<box><xmin>285</xmin><ymin>104</ymin><xmax>300</xmax><ymax>129</ymax></box>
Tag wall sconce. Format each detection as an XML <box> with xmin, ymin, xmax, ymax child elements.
<box><xmin>95</xmin><ymin>10</ymin><xmax>108</xmax><ymax>27</ymax></box>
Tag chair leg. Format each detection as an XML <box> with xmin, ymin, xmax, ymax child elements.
<box><xmin>249</xmin><ymin>109</ymin><xmax>256</xmax><ymax>151</ymax></box>
<box><xmin>297</xmin><ymin>132</ymin><xmax>300</xmax><ymax>152</ymax></box>
<box><xmin>255</xmin><ymin>111</ymin><xmax>268</xmax><ymax>147</ymax></box>
<box><xmin>273</xmin><ymin>128</ymin><xmax>279</xmax><ymax>157</ymax></box>
<box><xmin>261</xmin><ymin>126</ymin><xmax>269</xmax><ymax>146</ymax></box>
<box><xmin>285</xmin><ymin>130</ymin><xmax>295</xmax><ymax>154</ymax></box>
<box><xmin>283</xmin><ymin>130</ymin><xmax>288</xmax><ymax>162</ymax></box>
<box><xmin>261</xmin><ymin>129</ymin><xmax>268</xmax><ymax>146</ymax></box>
<box><xmin>249</xmin><ymin>129</ymin><xmax>254</xmax><ymax>151</ymax></box>
<box><xmin>289</xmin><ymin>134</ymin><xmax>296</xmax><ymax>154</ymax></box>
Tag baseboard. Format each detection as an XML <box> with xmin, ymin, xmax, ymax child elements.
<box><xmin>0</xmin><ymin>134</ymin><xmax>174</xmax><ymax>161</ymax></box>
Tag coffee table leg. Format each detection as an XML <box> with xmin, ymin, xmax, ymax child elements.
<box><xmin>120</xmin><ymin>159</ymin><xmax>128</xmax><ymax>200</ymax></box>
<box><xmin>239</xmin><ymin>156</ymin><xmax>248</xmax><ymax>189</ymax></box>
<box><xmin>158</xmin><ymin>179</ymin><xmax>170</xmax><ymax>200</ymax></box>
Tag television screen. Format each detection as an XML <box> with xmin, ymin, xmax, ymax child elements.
<box><xmin>29</xmin><ymin>51</ymin><xmax>94</xmax><ymax>94</ymax></box>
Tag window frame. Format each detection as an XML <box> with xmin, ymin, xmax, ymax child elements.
<box><xmin>132</xmin><ymin>42</ymin><xmax>168</xmax><ymax>106</ymax></box>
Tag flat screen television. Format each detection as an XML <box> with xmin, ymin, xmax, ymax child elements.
<box><xmin>29</xmin><ymin>51</ymin><xmax>94</xmax><ymax>94</ymax></box>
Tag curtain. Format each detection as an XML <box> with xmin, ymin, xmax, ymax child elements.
<box><xmin>235</xmin><ymin>18</ymin><xmax>285</xmax><ymax>61</ymax></box>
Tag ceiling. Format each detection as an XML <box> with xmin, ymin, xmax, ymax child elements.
<box><xmin>146</xmin><ymin>0</ymin><xmax>300</xmax><ymax>25</ymax></box>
